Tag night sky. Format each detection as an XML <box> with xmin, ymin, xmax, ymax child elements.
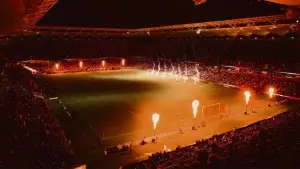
<box><xmin>38</xmin><ymin>0</ymin><xmax>284</xmax><ymax>28</ymax></box>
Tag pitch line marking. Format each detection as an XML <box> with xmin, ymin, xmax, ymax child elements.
<box><xmin>129</xmin><ymin>111</ymin><xmax>141</xmax><ymax>119</ymax></box>
<box><xmin>102</xmin><ymin>131</ymin><xmax>136</xmax><ymax>140</ymax></box>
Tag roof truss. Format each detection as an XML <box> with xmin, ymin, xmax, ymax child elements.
<box><xmin>22</xmin><ymin>0</ymin><xmax>58</xmax><ymax>28</ymax></box>
<box><xmin>25</xmin><ymin>14</ymin><xmax>298</xmax><ymax>37</ymax></box>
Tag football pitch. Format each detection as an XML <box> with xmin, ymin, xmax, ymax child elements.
<box><xmin>36</xmin><ymin>69</ymin><xmax>290</xmax><ymax>168</ymax></box>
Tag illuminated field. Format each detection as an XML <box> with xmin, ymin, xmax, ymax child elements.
<box><xmin>37</xmin><ymin>69</ymin><xmax>290</xmax><ymax>168</ymax></box>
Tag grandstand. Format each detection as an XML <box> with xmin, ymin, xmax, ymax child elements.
<box><xmin>0</xmin><ymin>0</ymin><xmax>300</xmax><ymax>169</ymax></box>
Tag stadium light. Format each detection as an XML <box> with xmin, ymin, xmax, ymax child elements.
<box><xmin>121</xmin><ymin>59</ymin><xmax>126</xmax><ymax>66</ymax></box>
<box><xmin>194</xmin><ymin>0</ymin><xmax>207</xmax><ymax>5</ymax></box>
<box><xmin>152</xmin><ymin>113</ymin><xmax>160</xmax><ymax>136</ymax></box>
<box><xmin>55</xmin><ymin>63</ymin><xmax>59</xmax><ymax>70</ymax></box>
<box><xmin>74</xmin><ymin>164</ymin><xmax>86</xmax><ymax>169</ymax></box>
<box><xmin>244</xmin><ymin>91</ymin><xmax>251</xmax><ymax>113</ymax></box>
<box><xmin>101</xmin><ymin>60</ymin><xmax>106</xmax><ymax>67</ymax></box>
<box><xmin>79</xmin><ymin>61</ymin><xmax>83</xmax><ymax>68</ymax></box>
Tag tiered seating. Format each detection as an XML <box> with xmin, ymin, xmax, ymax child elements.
<box><xmin>0</xmin><ymin>66</ymin><xmax>79</xmax><ymax>169</ymax></box>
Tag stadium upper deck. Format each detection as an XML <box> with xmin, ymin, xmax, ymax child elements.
<box><xmin>1</xmin><ymin>0</ymin><xmax>299</xmax><ymax>37</ymax></box>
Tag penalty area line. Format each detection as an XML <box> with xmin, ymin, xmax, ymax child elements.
<box><xmin>129</xmin><ymin>111</ymin><xmax>141</xmax><ymax>119</ymax></box>
<box><xmin>88</xmin><ymin>123</ymin><xmax>104</xmax><ymax>140</ymax></box>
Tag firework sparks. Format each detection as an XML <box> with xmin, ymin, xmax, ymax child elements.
<box><xmin>156</xmin><ymin>63</ymin><xmax>160</xmax><ymax>76</ymax></box>
<box><xmin>176</xmin><ymin>64</ymin><xmax>181</xmax><ymax>81</ymax></box>
<box><xmin>183</xmin><ymin>65</ymin><xmax>188</xmax><ymax>83</ymax></box>
<box><xmin>193</xmin><ymin>65</ymin><xmax>200</xmax><ymax>85</ymax></box>
<box><xmin>151</xmin><ymin>63</ymin><xmax>156</xmax><ymax>75</ymax></box>
<box><xmin>171</xmin><ymin>64</ymin><xmax>175</xmax><ymax>76</ymax></box>
<box><xmin>163</xmin><ymin>63</ymin><xmax>167</xmax><ymax>77</ymax></box>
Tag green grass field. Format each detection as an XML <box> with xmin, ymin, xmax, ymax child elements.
<box><xmin>36</xmin><ymin>69</ymin><xmax>291</xmax><ymax>168</ymax></box>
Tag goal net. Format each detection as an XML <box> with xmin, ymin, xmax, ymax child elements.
<box><xmin>201</xmin><ymin>103</ymin><xmax>226</xmax><ymax>117</ymax></box>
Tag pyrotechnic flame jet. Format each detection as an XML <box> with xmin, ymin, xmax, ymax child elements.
<box><xmin>183</xmin><ymin>64</ymin><xmax>188</xmax><ymax>83</ymax></box>
<box><xmin>156</xmin><ymin>62</ymin><xmax>160</xmax><ymax>76</ymax></box>
<box><xmin>192</xmin><ymin>100</ymin><xmax>200</xmax><ymax>119</ymax></box>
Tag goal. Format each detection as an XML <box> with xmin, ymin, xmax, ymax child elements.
<box><xmin>201</xmin><ymin>103</ymin><xmax>226</xmax><ymax>117</ymax></box>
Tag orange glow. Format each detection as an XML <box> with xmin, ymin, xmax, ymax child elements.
<box><xmin>79</xmin><ymin>61</ymin><xmax>83</xmax><ymax>68</ymax></box>
<box><xmin>266</xmin><ymin>0</ymin><xmax>300</xmax><ymax>6</ymax></box>
<box><xmin>55</xmin><ymin>63</ymin><xmax>59</xmax><ymax>70</ymax></box>
<box><xmin>268</xmin><ymin>87</ymin><xmax>275</xmax><ymax>98</ymax></box>
<box><xmin>74</xmin><ymin>164</ymin><xmax>86</xmax><ymax>169</ymax></box>
<box><xmin>244</xmin><ymin>91</ymin><xmax>251</xmax><ymax>105</ymax></box>
<box><xmin>101</xmin><ymin>60</ymin><xmax>106</xmax><ymax>67</ymax></box>
<box><xmin>121</xmin><ymin>59</ymin><xmax>126</xmax><ymax>66</ymax></box>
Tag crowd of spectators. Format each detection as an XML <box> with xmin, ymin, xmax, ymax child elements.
<box><xmin>0</xmin><ymin>66</ymin><xmax>79</xmax><ymax>169</ymax></box>
<box><xmin>147</xmin><ymin>61</ymin><xmax>300</xmax><ymax>97</ymax></box>
<box><xmin>22</xmin><ymin>59</ymin><xmax>124</xmax><ymax>74</ymax></box>
<box><xmin>23</xmin><ymin>0</ymin><xmax>45</xmax><ymax>13</ymax></box>
<box><xmin>122</xmin><ymin>61</ymin><xmax>300</xmax><ymax>169</ymax></box>
<box><xmin>126</xmin><ymin>108</ymin><xmax>300</xmax><ymax>169</ymax></box>
<box><xmin>199</xmin><ymin>67</ymin><xmax>300</xmax><ymax>97</ymax></box>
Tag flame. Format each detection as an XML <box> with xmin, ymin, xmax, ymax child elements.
<box><xmin>269</xmin><ymin>87</ymin><xmax>275</xmax><ymax>98</ymax></box>
<box><xmin>101</xmin><ymin>60</ymin><xmax>106</xmax><ymax>67</ymax></box>
<box><xmin>244</xmin><ymin>91</ymin><xmax>251</xmax><ymax>105</ymax></box>
<box><xmin>55</xmin><ymin>63</ymin><xmax>59</xmax><ymax>70</ymax></box>
<box><xmin>79</xmin><ymin>61</ymin><xmax>83</xmax><ymax>68</ymax></box>
<box><xmin>192</xmin><ymin>100</ymin><xmax>199</xmax><ymax>118</ymax></box>
<box><xmin>163</xmin><ymin>145</ymin><xmax>171</xmax><ymax>152</ymax></box>
<box><xmin>152</xmin><ymin>113</ymin><xmax>160</xmax><ymax>130</ymax></box>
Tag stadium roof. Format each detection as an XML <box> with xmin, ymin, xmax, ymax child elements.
<box><xmin>37</xmin><ymin>0</ymin><xmax>285</xmax><ymax>28</ymax></box>
<box><xmin>23</xmin><ymin>15</ymin><xmax>299</xmax><ymax>38</ymax></box>
<box><xmin>1</xmin><ymin>0</ymin><xmax>298</xmax><ymax>38</ymax></box>
<box><xmin>266</xmin><ymin>0</ymin><xmax>300</xmax><ymax>6</ymax></box>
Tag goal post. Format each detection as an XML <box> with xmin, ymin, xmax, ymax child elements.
<box><xmin>201</xmin><ymin>103</ymin><xmax>226</xmax><ymax>117</ymax></box>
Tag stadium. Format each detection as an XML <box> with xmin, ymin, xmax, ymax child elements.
<box><xmin>1</xmin><ymin>0</ymin><xmax>300</xmax><ymax>169</ymax></box>
<box><xmin>19</xmin><ymin>57</ymin><xmax>299</xmax><ymax>168</ymax></box>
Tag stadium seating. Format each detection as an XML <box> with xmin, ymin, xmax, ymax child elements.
<box><xmin>125</xmin><ymin>109</ymin><xmax>300</xmax><ymax>169</ymax></box>
<box><xmin>0</xmin><ymin>65</ymin><xmax>80</xmax><ymax>169</ymax></box>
